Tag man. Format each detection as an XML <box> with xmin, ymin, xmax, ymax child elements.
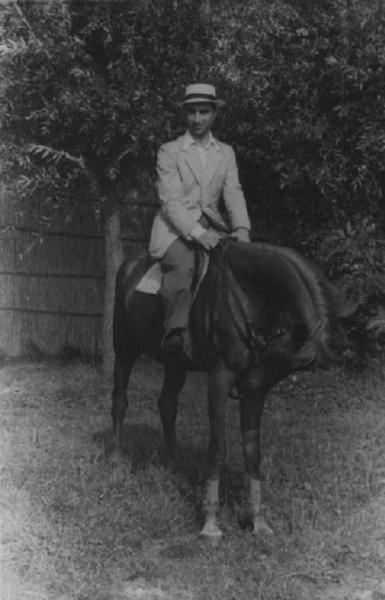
<box><xmin>149</xmin><ymin>83</ymin><xmax>251</xmax><ymax>355</ymax></box>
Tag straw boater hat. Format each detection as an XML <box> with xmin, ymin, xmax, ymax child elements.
<box><xmin>179</xmin><ymin>83</ymin><xmax>225</xmax><ymax>107</ymax></box>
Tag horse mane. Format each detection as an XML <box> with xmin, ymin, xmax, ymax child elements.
<box><xmin>220</xmin><ymin>240</ymin><xmax>334</xmax><ymax>364</ymax></box>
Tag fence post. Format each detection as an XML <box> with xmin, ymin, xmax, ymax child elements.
<box><xmin>103</xmin><ymin>202</ymin><xmax>123</xmax><ymax>381</ymax></box>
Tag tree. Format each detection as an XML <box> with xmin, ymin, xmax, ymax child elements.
<box><xmin>0</xmin><ymin>0</ymin><xmax>213</xmax><ymax>376</ymax></box>
<box><xmin>210</xmin><ymin>0</ymin><xmax>385</xmax><ymax>240</ymax></box>
<box><xmin>2</xmin><ymin>0</ymin><xmax>384</xmax><ymax>367</ymax></box>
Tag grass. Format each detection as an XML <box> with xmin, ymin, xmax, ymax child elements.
<box><xmin>0</xmin><ymin>359</ymin><xmax>385</xmax><ymax>599</ymax></box>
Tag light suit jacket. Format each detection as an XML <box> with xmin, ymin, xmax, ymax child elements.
<box><xmin>149</xmin><ymin>133</ymin><xmax>251</xmax><ymax>259</ymax></box>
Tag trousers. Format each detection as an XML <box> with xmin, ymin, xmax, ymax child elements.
<box><xmin>160</xmin><ymin>238</ymin><xmax>195</xmax><ymax>332</ymax></box>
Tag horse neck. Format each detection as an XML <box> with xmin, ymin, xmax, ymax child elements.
<box><xmin>225</xmin><ymin>242</ymin><xmax>331</xmax><ymax>348</ymax></box>
<box><xmin>273</xmin><ymin>246</ymin><xmax>330</xmax><ymax>327</ymax></box>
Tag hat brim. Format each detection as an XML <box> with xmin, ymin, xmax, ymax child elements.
<box><xmin>178</xmin><ymin>98</ymin><xmax>225</xmax><ymax>108</ymax></box>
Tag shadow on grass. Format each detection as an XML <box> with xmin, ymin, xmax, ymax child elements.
<box><xmin>93</xmin><ymin>421</ymin><xmax>252</xmax><ymax>527</ymax></box>
<box><xmin>94</xmin><ymin>422</ymin><xmax>256</xmax><ymax>513</ymax></box>
<box><xmin>93</xmin><ymin>422</ymin><xmax>204</xmax><ymax>491</ymax></box>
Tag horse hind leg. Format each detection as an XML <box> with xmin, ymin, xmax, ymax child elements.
<box><xmin>158</xmin><ymin>364</ymin><xmax>186</xmax><ymax>468</ymax></box>
<box><xmin>111</xmin><ymin>346</ymin><xmax>138</xmax><ymax>457</ymax></box>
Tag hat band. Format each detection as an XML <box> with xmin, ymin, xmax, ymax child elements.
<box><xmin>183</xmin><ymin>92</ymin><xmax>217</xmax><ymax>102</ymax></box>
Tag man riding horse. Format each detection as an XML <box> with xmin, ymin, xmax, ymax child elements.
<box><xmin>112</xmin><ymin>83</ymin><xmax>355</xmax><ymax>541</ymax></box>
<box><xmin>149</xmin><ymin>83</ymin><xmax>252</xmax><ymax>358</ymax></box>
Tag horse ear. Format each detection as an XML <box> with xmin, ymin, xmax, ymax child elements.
<box><xmin>336</xmin><ymin>287</ymin><xmax>361</xmax><ymax>319</ymax></box>
<box><xmin>313</xmin><ymin>264</ymin><xmax>360</xmax><ymax>320</ymax></box>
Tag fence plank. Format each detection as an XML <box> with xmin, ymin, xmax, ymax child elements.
<box><xmin>0</xmin><ymin>233</ymin><xmax>145</xmax><ymax>276</ymax></box>
<box><xmin>0</xmin><ymin>309</ymin><xmax>101</xmax><ymax>357</ymax></box>
<box><xmin>0</xmin><ymin>274</ymin><xmax>104</xmax><ymax>313</ymax></box>
<box><xmin>0</xmin><ymin>189</ymin><xmax>157</xmax><ymax>237</ymax></box>
<box><xmin>0</xmin><ymin>183</ymin><xmax>155</xmax><ymax>357</ymax></box>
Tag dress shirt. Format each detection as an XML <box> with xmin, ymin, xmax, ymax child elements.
<box><xmin>182</xmin><ymin>130</ymin><xmax>218</xmax><ymax>167</ymax></box>
<box><xmin>182</xmin><ymin>131</ymin><xmax>219</xmax><ymax>240</ymax></box>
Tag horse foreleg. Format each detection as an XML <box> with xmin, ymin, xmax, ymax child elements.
<box><xmin>158</xmin><ymin>365</ymin><xmax>186</xmax><ymax>467</ymax></box>
<box><xmin>200</xmin><ymin>361</ymin><xmax>234</xmax><ymax>541</ymax></box>
<box><xmin>111</xmin><ymin>348</ymin><xmax>137</xmax><ymax>456</ymax></box>
<box><xmin>240</xmin><ymin>389</ymin><xmax>273</xmax><ymax>536</ymax></box>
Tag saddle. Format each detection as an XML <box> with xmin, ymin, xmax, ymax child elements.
<box><xmin>135</xmin><ymin>261</ymin><xmax>163</xmax><ymax>295</ymax></box>
<box><xmin>135</xmin><ymin>213</ymin><xmax>224</xmax><ymax>296</ymax></box>
<box><xmin>134</xmin><ymin>249</ymin><xmax>209</xmax><ymax>366</ymax></box>
<box><xmin>135</xmin><ymin>248</ymin><xmax>209</xmax><ymax>300</ymax></box>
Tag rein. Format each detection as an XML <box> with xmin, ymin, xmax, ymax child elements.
<box><xmin>214</xmin><ymin>242</ymin><xmax>267</xmax><ymax>365</ymax></box>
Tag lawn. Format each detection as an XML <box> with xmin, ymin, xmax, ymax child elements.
<box><xmin>1</xmin><ymin>359</ymin><xmax>385</xmax><ymax>600</ymax></box>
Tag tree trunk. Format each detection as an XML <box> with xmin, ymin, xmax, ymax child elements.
<box><xmin>103</xmin><ymin>202</ymin><xmax>124</xmax><ymax>381</ymax></box>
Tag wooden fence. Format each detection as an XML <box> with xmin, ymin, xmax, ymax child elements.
<box><xmin>0</xmin><ymin>185</ymin><xmax>157</xmax><ymax>358</ymax></box>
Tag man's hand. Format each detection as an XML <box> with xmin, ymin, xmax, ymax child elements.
<box><xmin>196</xmin><ymin>229</ymin><xmax>223</xmax><ymax>251</ymax></box>
<box><xmin>231</xmin><ymin>227</ymin><xmax>250</xmax><ymax>243</ymax></box>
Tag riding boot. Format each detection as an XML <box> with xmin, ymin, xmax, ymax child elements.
<box><xmin>161</xmin><ymin>286</ymin><xmax>193</xmax><ymax>359</ymax></box>
<box><xmin>159</xmin><ymin>239</ymin><xmax>195</xmax><ymax>359</ymax></box>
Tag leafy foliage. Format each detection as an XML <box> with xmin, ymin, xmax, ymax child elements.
<box><xmin>1</xmin><ymin>0</ymin><xmax>384</xmax><ymax>361</ymax></box>
<box><xmin>305</xmin><ymin>217</ymin><xmax>385</xmax><ymax>361</ymax></box>
<box><xmin>0</xmin><ymin>0</ymin><xmax>212</xmax><ymax>210</ymax></box>
<box><xmin>209</xmin><ymin>0</ymin><xmax>385</xmax><ymax>239</ymax></box>
<box><xmin>206</xmin><ymin>0</ymin><xmax>385</xmax><ymax>360</ymax></box>
<box><xmin>2</xmin><ymin>0</ymin><xmax>384</xmax><ymax>231</ymax></box>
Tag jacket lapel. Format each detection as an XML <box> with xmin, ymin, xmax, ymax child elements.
<box><xmin>181</xmin><ymin>136</ymin><xmax>223</xmax><ymax>187</ymax></box>
<box><xmin>204</xmin><ymin>142</ymin><xmax>223</xmax><ymax>186</ymax></box>
<box><xmin>182</xmin><ymin>144</ymin><xmax>203</xmax><ymax>184</ymax></box>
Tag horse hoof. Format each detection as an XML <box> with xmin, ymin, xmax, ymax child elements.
<box><xmin>200</xmin><ymin>521</ymin><xmax>223</xmax><ymax>544</ymax></box>
<box><xmin>252</xmin><ymin>517</ymin><xmax>273</xmax><ymax>537</ymax></box>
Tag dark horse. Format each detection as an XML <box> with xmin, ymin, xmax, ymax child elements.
<box><xmin>112</xmin><ymin>239</ymin><xmax>351</xmax><ymax>540</ymax></box>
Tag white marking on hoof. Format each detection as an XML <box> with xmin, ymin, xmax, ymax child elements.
<box><xmin>200</xmin><ymin>518</ymin><xmax>223</xmax><ymax>541</ymax></box>
<box><xmin>252</xmin><ymin>516</ymin><xmax>273</xmax><ymax>536</ymax></box>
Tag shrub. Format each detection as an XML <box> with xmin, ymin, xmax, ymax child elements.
<box><xmin>305</xmin><ymin>216</ymin><xmax>385</xmax><ymax>363</ymax></box>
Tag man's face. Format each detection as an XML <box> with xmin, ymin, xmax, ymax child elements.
<box><xmin>185</xmin><ymin>102</ymin><xmax>217</xmax><ymax>139</ymax></box>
